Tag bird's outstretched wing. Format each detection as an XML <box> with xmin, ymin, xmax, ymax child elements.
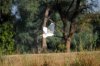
<box><xmin>48</xmin><ymin>23</ymin><xmax>55</xmax><ymax>33</ymax></box>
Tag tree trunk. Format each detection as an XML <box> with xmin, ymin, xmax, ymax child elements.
<box><xmin>66</xmin><ymin>36</ymin><xmax>71</xmax><ymax>52</ymax></box>
<box><xmin>66</xmin><ymin>21</ymin><xmax>77</xmax><ymax>52</ymax></box>
<box><xmin>63</xmin><ymin>20</ymin><xmax>70</xmax><ymax>41</ymax></box>
<box><xmin>61</xmin><ymin>17</ymin><xmax>71</xmax><ymax>52</ymax></box>
<box><xmin>42</xmin><ymin>7</ymin><xmax>50</xmax><ymax>52</ymax></box>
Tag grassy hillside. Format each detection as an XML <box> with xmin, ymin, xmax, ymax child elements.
<box><xmin>0</xmin><ymin>51</ymin><xmax>100</xmax><ymax>66</ymax></box>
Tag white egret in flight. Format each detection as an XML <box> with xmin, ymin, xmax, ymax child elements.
<box><xmin>43</xmin><ymin>22</ymin><xmax>55</xmax><ymax>38</ymax></box>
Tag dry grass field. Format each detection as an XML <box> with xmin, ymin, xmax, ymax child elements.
<box><xmin>0</xmin><ymin>51</ymin><xmax>100</xmax><ymax>66</ymax></box>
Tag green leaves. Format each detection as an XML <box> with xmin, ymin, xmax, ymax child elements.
<box><xmin>72</xmin><ymin>18</ymin><xmax>98</xmax><ymax>51</ymax></box>
<box><xmin>0</xmin><ymin>23</ymin><xmax>14</xmax><ymax>55</ymax></box>
<box><xmin>1</xmin><ymin>0</ymin><xmax>12</xmax><ymax>14</ymax></box>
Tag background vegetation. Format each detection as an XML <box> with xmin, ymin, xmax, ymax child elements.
<box><xmin>0</xmin><ymin>0</ymin><xmax>100</xmax><ymax>54</ymax></box>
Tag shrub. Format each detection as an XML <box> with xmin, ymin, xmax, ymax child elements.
<box><xmin>0</xmin><ymin>22</ymin><xmax>14</xmax><ymax>55</ymax></box>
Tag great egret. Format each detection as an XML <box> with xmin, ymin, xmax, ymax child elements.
<box><xmin>43</xmin><ymin>23</ymin><xmax>55</xmax><ymax>38</ymax></box>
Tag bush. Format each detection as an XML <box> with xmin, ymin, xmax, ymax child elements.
<box><xmin>72</xmin><ymin>22</ymin><xmax>98</xmax><ymax>51</ymax></box>
<box><xmin>0</xmin><ymin>22</ymin><xmax>14</xmax><ymax>55</ymax></box>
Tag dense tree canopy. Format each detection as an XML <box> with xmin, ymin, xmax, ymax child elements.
<box><xmin>0</xmin><ymin>0</ymin><xmax>14</xmax><ymax>54</ymax></box>
<box><xmin>0</xmin><ymin>0</ymin><xmax>100</xmax><ymax>54</ymax></box>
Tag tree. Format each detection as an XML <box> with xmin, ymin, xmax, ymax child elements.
<box><xmin>42</xmin><ymin>7</ymin><xmax>50</xmax><ymax>52</ymax></box>
<box><xmin>72</xmin><ymin>14</ymin><xmax>98</xmax><ymax>51</ymax></box>
<box><xmin>0</xmin><ymin>0</ymin><xmax>14</xmax><ymax>54</ymax></box>
<box><xmin>41</xmin><ymin>0</ymin><xmax>97</xmax><ymax>52</ymax></box>
<box><xmin>14</xmin><ymin>0</ymin><xmax>44</xmax><ymax>53</ymax></box>
<box><xmin>6</xmin><ymin>0</ymin><xmax>98</xmax><ymax>53</ymax></box>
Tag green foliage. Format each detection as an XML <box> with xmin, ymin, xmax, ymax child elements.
<box><xmin>72</xmin><ymin>22</ymin><xmax>98</xmax><ymax>51</ymax></box>
<box><xmin>0</xmin><ymin>23</ymin><xmax>14</xmax><ymax>54</ymax></box>
<box><xmin>0</xmin><ymin>0</ymin><xmax>14</xmax><ymax>55</ymax></box>
<box><xmin>14</xmin><ymin>0</ymin><xmax>43</xmax><ymax>53</ymax></box>
<box><xmin>47</xmin><ymin>37</ymin><xmax>66</xmax><ymax>52</ymax></box>
<box><xmin>0</xmin><ymin>0</ymin><xmax>99</xmax><ymax>55</ymax></box>
<box><xmin>1</xmin><ymin>0</ymin><xmax>12</xmax><ymax>14</ymax></box>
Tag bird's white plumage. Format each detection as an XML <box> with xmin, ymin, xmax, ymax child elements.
<box><xmin>43</xmin><ymin>33</ymin><xmax>54</xmax><ymax>38</ymax></box>
<box><xmin>43</xmin><ymin>23</ymin><xmax>55</xmax><ymax>38</ymax></box>
<box><xmin>11</xmin><ymin>5</ymin><xmax>18</xmax><ymax>15</ymax></box>
<box><xmin>43</xmin><ymin>27</ymin><xmax>47</xmax><ymax>34</ymax></box>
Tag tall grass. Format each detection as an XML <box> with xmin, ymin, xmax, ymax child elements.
<box><xmin>0</xmin><ymin>51</ymin><xmax>100</xmax><ymax>66</ymax></box>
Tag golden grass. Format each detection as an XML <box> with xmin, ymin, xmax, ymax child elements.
<box><xmin>0</xmin><ymin>51</ymin><xmax>100</xmax><ymax>66</ymax></box>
